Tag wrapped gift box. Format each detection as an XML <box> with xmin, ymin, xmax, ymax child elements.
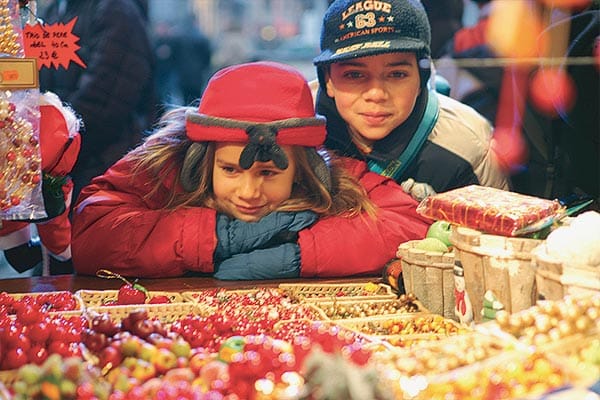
<box><xmin>417</xmin><ymin>185</ymin><xmax>562</xmax><ymax>237</ymax></box>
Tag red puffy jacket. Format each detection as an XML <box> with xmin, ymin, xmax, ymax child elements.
<box><xmin>72</xmin><ymin>157</ymin><xmax>431</xmax><ymax>278</ymax></box>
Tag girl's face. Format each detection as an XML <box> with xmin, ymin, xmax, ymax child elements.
<box><xmin>212</xmin><ymin>143</ymin><xmax>296</xmax><ymax>222</ymax></box>
<box><xmin>325</xmin><ymin>52</ymin><xmax>421</xmax><ymax>144</ymax></box>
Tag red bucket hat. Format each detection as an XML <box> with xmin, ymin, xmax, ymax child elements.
<box><xmin>186</xmin><ymin>61</ymin><xmax>326</xmax><ymax>169</ymax></box>
<box><xmin>181</xmin><ymin>61</ymin><xmax>332</xmax><ymax>192</ymax></box>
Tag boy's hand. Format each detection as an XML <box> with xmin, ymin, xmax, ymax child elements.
<box><xmin>401</xmin><ymin>178</ymin><xmax>436</xmax><ymax>202</ymax></box>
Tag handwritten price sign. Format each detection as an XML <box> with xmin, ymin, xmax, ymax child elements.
<box><xmin>22</xmin><ymin>18</ymin><xmax>86</xmax><ymax>70</ymax></box>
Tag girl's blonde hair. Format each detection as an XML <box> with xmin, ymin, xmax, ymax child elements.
<box><xmin>127</xmin><ymin>107</ymin><xmax>376</xmax><ymax>218</ymax></box>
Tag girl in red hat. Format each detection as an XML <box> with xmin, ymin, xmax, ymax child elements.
<box><xmin>71</xmin><ymin>61</ymin><xmax>431</xmax><ymax>279</ymax></box>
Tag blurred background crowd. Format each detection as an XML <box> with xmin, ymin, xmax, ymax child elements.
<box><xmin>1</xmin><ymin>0</ymin><xmax>597</xmax><ymax>277</ymax></box>
<box><xmin>36</xmin><ymin>0</ymin><xmax>491</xmax><ymax>105</ymax></box>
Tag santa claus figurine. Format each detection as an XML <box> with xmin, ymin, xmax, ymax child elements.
<box><xmin>0</xmin><ymin>92</ymin><xmax>81</xmax><ymax>275</ymax></box>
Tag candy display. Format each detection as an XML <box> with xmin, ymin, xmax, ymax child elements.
<box><xmin>450</xmin><ymin>225</ymin><xmax>542</xmax><ymax>323</ymax></box>
<box><xmin>532</xmin><ymin>211</ymin><xmax>600</xmax><ymax>301</ymax></box>
<box><xmin>0</xmin><ymin>89</ymin><xmax>44</xmax><ymax>219</ymax></box>
<box><xmin>1</xmin><ymin>0</ymin><xmax>46</xmax><ymax>220</ymax></box>
<box><xmin>0</xmin><ymin>0</ymin><xmax>25</xmax><ymax>57</ymax></box>
<box><xmin>0</xmin><ymin>286</ymin><xmax>598</xmax><ymax>399</ymax></box>
<box><xmin>416</xmin><ymin>185</ymin><xmax>563</xmax><ymax>237</ymax></box>
<box><xmin>396</xmin><ymin>239</ymin><xmax>455</xmax><ymax>320</ymax></box>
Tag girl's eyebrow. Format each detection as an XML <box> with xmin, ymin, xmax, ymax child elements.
<box><xmin>214</xmin><ymin>158</ymin><xmax>238</xmax><ymax>166</ymax></box>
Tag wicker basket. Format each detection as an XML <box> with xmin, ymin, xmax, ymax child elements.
<box><xmin>372</xmin><ymin>330</ymin><xmax>520</xmax><ymax>381</ymax></box>
<box><xmin>397</xmin><ymin>240</ymin><xmax>456</xmax><ymax>320</ymax></box>
<box><xmin>3</xmin><ymin>291</ymin><xmax>85</xmax><ymax>316</ymax></box>
<box><xmin>85</xmin><ymin>302</ymin><xmax>204</xmax><ymax>324</ymax></box>
<box><xmin>531</xmin><ymin>243</ymin><xmax>600</xmax><ymax>301</ymax></box>
<box><xmin>405</xmin><ymin>348</ymin><xmax>587</xmax><ymax>400</ymax></box>
<box><xmin>75</xmin><ymin>289</ymin><xmax>184</xmax><ymax>308</ymax></box>
<box><xmin>308</xmin><ymin>297</ymin><xmax>428</xmax><ymax>321</ymax></box>
<box><xmin>336</xmin><ymin>313</ymin><xmax>469</xmax><ymax>345</ymax></box>
<box><xmin>450</xmin><ymin>226</ymin><xmax>541</xmax><ymax>323</ymax></box>
<box><xmin>278</xmin><ymin>282</ymin><xmax>395</xmax><ymax>302</ymax></box>
<box><xmin>181</xmin><ymin>288</ymin><xmax>290</xmax><ymax>307</ymax></box>
<box><xmin>0</xmin><ymin>370</ymin><xmax>17</xmax><ymax>394</ymax></box>
<box><xmin>537</xmin><ymin>332</ymin><xmax>600</xmax><ymax>386</ymax></box>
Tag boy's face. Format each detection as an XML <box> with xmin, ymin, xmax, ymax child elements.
<box><xmin>325</xmin><ymin>52</ymin><xmax>421</xmax><ymax>144</ymax></box>
<box><xmin>212</xmin><ymin>143</ymin><xmax>296</xmax><ymax>222</ymax></box>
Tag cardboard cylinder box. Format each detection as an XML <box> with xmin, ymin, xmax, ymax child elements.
<box><xmin>397</xmin><ymin>240</ymin><xmax>456</xmax><ymax>320</ymax></box>
<box><xmin>450</xmin><ymin>226</ymin><xmax>541</xmax><ymax>323</ymax></box>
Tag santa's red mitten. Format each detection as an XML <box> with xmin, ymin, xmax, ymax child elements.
<box><xmin>37</xmin><ymin>92</ymin><xmax>81</xmax><ymax>221</ymax></box>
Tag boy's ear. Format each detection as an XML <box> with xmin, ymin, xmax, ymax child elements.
<box><xmin>180</xmin><ymin>142</ymin><xmax>208</xmax><ymax>192</ymax></box>
<box><xmin>324</xmin><ymin>71</ymin><xmax>336</xmax><ymax>98</ymax></box>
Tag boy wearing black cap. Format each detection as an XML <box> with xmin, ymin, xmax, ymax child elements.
<box><xmin>313</xmin><ymin>0</ymin><xmax>509</xmax><ymax>200</ymax></box>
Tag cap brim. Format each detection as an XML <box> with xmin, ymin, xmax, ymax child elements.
<box><xmin>313</xmin><ymin>38</ymin><xmax>427</xmax><ymax>66</ymax></box>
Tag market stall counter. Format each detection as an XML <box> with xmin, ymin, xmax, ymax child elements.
<box><xmin>0</xmin><ymin>274</ymin><xmax>359</xmax><ymax>294</ymax></box>
<box><xmin>0</xmin><ymin>274</ymin><xmax>598</xmax><ymax>400</ymax></box>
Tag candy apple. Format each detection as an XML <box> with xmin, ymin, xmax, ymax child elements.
<box><xmin>14</xmin><ymin>334</ymin><xmax>31</xmax><ymax>353</ymax></box>
<box><xmin>98</xmin><ymin>345</ymin><xmax>123</xmax><ymax>369</ymax></box>
<box><xmin>111</xmin><ymin>330</ymin><xmax>133</xmax><ymax>342</ymax></box>
<box><xmin>199</xmin><ymin>360</ymin><xmax>229</xmax><ymax>388</ymax></box>
<box><xmin>91</xmin><ymin>313</ymin><xmax>120</xmax><ymax>337</ymax></box>
<box><xmin>117</xmin><ymin>283</ymin><xmax>147</xmax><ymax>305</ymax></box>
<box><xmin>15</xmin><ymin>304</ymin><xmax>42</xmax><ymax>326</ymax></box>
<box><xmin>150</xmin><ymin>335</ymin><xmax>173</xmax><ymax>351</ymax></box>
<box><xmin>28</xmin><ymin>344</ymin><xmax>49</xmax><ymax>365</ymax></box>
<box><xmin>62</xmin><ymin>357</ymin><xmax>83</xmax><ymax>381</ymax></box>
<box><xmin>218</xmin><ymin>336</ymin><xmax>246</xmax><ymax>363</ymax></box>
<box><xmin>27</xmin><ymin>320</ymin><xmax>51</xmax><ymax>344</ymax></box>
<box><xmin>127</xmin><ymin>308</ymin><xmax>149</xmax><ymax>322</ymax></box>
<box><xmin>189</xmin><ymin>349</ymin><xmax>212</xmax><ymax>374</ymax></box>
<box><xmin>148</xmin><ymin>295</ymin><xmax>171</xmax><ymax>304</ymax></box>
<box><xmin>120</xmin><ymin>335</ymin><xmax>143</xmax><ymax>357</ymax></box>
<box><xmin>131</xmin><ymin>319</ymin><xmax>155</xmax><ymax>340</ymax></box>
<box><xmin>146</xmin><ymin>331</ymin><xmax>165</xmax><ymax>343</ymax></box>
<box><xmin>49</xmin><ymin>321</ymin><xmax>68</xmax><ymax>343</ymax></box>
<box><xmin>82</xmin><ymin>328</ymin><xmax>108</xmax><ymax>353</ymax></box>
<box><xmin>152</xmin><ymin>320</ymin><xmax>169</xmax><ymax>337</ymax></box>
<box><xmin>121</xmin><ymin>308</ymin><xmax>149</xmax><ymax>333</ymax></box>
<box><xmin>106</xmin><ymin>366</ymin><xmax>134</xmax><ymax>392</ymax></box>
<box><xmin>64</xmin><ymin>326</ymin><xmax>82</xmax><ymax>343</ymax></box>
<box><xmin>48</xmin><ymin>340</ymin><xmax>70</xmax><ymax>357</ymax></box>
<box><xmin>426</xmin><ymin>220</ymin><xmax>453</xmax><ymax>247</ymax></box>
<box><xmin>176</xmin><ymin>356</ymin><xmax>189</xmax><ymax>368</ymax></box>
<box><xmin>170</xmin><ymin>337</ymin><xmax>192</xmax><ymax>358</ymax></box>
<box><xmin>66</xmin><ymin>342</ymin><xmax>83</xmax><ymax>357</ymax></box>
<box><xmin>164</xmin><ymin>367</ymin><xmax>195</xmax><ymax>383</ymax></box>
<box><xmin>2</xmin><ymin>347</ymin><xmax>28</xmax><ymax>369</ymax></box>
<box><xmin>151</xmin><ymin>348</ymin><xmax>178</xmax><ymax>375</ymax></box>
<box><xmin>129</xmin><ymin>358</ymin><xmax>157</xmax><ymax>382</ymax></box>
<box><xmin>0</xmin><ymin>323</ymin><xmax>22</xmax><ymax>348</ymax></box>
<box><xmin>415</xmin><ymin>237</ymin><xmax>449</xmax><ymax>253</ymax></box>
<box><xmin>15</xmin><ymin>363</ymin><xmax>42</xmax><ymax>386</ymax></box>
<box><xmin>122</xmin><ymin>356</ymin><xmax>139</xmax><ymax>370</ymax></box>
<box><xmin>138</xmin><ymin>342</ymin><xmax>158</xmax><ymax>362</ymax></box>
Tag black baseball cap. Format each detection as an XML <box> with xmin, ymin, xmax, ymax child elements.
<box><xmin>314</xmin><ymin>0</ymin><xmax>432</xmax><ymax>66</ymax></box>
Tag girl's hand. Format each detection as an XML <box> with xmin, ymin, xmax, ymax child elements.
<box><xmin>214</xmin><ymin>210</ymin><xmax>317</xmax><ymax>260</ymax></box>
